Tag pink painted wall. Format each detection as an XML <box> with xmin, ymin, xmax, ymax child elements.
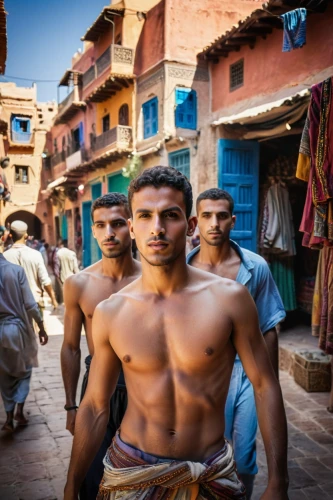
<box><xmin>165</xmin><ymin>0</ymin><xmax>259</xmax><ymax>65</ymax></box>
<box><xmin>134</xmin><ymin>0</ymin><xmax>165</xmax><ymax>77</ymax></box>
<box><xmin>211</xmin><ymin>5</ymin><xmax>333</xmax><ymax>113</ymax></box>
<box><xmin>134</xmin><ymin>0</ymin><xmax>259</xmax><ymax>76</ymax></box>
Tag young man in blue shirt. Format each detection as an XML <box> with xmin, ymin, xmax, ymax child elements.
<box><xmin>187</xmin><ymin>188</ymin><xmax>286</xmax><ymax>499</ymax></box>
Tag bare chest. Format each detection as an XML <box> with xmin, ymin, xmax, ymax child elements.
<box><xmin>111</xmin><ymin>295</ymin><xmax>234</xmax><ymax>374</ymax></box>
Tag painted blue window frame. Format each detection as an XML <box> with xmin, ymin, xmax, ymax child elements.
<box><xmin>175</xmin><ymin>88</ymin><xmax>197</xmax><ymax>130</ymax></box>
<box><xmin>169</xmin><ymin>148</ymin><xmax>190</xmax><ymax>179</ymax></box>
<box><xmin>142</xmin><ymin>97</ymin><xmax>158</xmax><ymax>139</ymax></box>
<box><xmin>11</xmin><ymin>115</ymin><xmax>31</xmax><ymax>143</ymax></box>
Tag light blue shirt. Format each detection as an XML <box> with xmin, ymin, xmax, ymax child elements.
<box><xmin>186</xmin><ymin>240</ymin><xmax>286</xmax><ymax>335</ymax></box>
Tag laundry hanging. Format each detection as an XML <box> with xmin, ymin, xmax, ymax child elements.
<box><xmin>281</xmin><ymin>8</ymin><xmax>307</xmax><ymax>52</ymax></box>
<box><xmin>297</xmin><ymin>77</ymin><xmax>333</xmax><ymax>249</ymax></box>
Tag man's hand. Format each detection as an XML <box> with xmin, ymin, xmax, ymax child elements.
<box><xmin>66</xmin><ymin>409</ymin><xmax>77</xmax><ymax>435</ymax></box>
<box><xmin>38</xmin><ymin>328</ymin><xmax>48</xmax><ymax>346</ymax></box>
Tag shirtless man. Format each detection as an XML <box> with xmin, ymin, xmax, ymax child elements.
<box><xmin>60</xmin><ymin>193</ymin><xmax>141</xmax><ymax>500</ymax></box>
<box><xmin>64</xmin><ymin>167</ymin><xmax>288</xmax><ymax>500</ymax></box>
<box><xmin>187</xmin><ymin>188</ymin><xmax>286</xmax><ymax>498</ymax></box>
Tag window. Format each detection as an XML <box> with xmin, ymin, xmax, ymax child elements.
<box><xmin>175</xmin><ymin>88</ymin><xmax>197</xmax><ymax>130</ymax></box>
<box><xmin>15</xmin><ymin>166</ymin><xmax>29</xmax><ymax>184</ymax></box>
<box><xmin>169</xmin><ymin>149</ymin><xmax>190</xmax><ymax>179</ymax></box>
<box><xmin>11</xmin><ymin>115</ymin><xmax>31</xmax><ymax>143</ymax></box>
<box><xmin>142</xmin><ymin>97</ymin><xmax>158</xmax><ymax>139</ymax></box>
<box><xmin>230</xmin><ymin>59</ymin><xmax>244</xmax><ymax>92</ymax></box>
<box><xmin>102</xmin><ymin>114</ymin><xmax>110</xmax><ymax>133</ymax></box>
<box><xmin>119</xmin><ymin>104</ymin><xmax>129</xmax><ymax>126</ymax></box>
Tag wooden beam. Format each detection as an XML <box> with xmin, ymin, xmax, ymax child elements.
<box><xmin>225</xmin><ymin>36</ymin><xmax>256</xmax><ymax>46</ymax></box>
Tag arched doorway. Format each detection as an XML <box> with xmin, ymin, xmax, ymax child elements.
<box><xmin>5</xmin><ymin>210</ymin><xmax>42</xmax><ymax>239</ymax></box>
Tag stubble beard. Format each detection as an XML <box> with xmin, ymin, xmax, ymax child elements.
<box><xmin>101</xmin><ymin>241</ymin><xmax>131</xmax><ymax>259</ymax></box>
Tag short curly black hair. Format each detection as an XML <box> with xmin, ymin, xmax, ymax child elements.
<box><xmin>196</xmin><ymin>188</ymin><xmax>234</xmax><ymax>215</ymax></box>
<box><xmin>91</xmin><ymin>193</ymin><xmax>130</xmax><ymax>222</ymax></box>
<box><xmin>128</xmin><ymin>166</ymin><xmax>193</xmax><ymax>218</ymax></box>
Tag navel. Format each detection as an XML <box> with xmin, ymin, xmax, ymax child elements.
<box><xmin>205</xmin><ymin>347</ymin><xmax>214</xmax><ymax>356</ymax></box>
<box><xmin>123</xmin><ymin>355</ymin><xmax>131</xmax><ymax>363</ymax></box>
<box><xmin>168</xmin><ymin>429</ymin><xmax>176</xmax><ymax>436</ymax></box>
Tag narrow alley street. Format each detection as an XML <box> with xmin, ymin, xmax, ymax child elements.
<box><xmin>0</xmin><ymin>306</ymin><xmax>333</xmax><ymax>500</ymax></box>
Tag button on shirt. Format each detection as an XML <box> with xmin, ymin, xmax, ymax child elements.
<box><xmin>186</xmin><ymin>240</ymin><xmax>286</xmax><ymax>335</ymax></box>
<box><xmin>4</xmin><ymin>244</ymin><xmax>51</xmax><ymax>302</ymax></box>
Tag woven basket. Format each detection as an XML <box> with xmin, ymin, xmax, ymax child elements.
<box><xmin>293</xmin><ymin>350</ymin><xmax>331</xmax><ymax>393</ymax></box>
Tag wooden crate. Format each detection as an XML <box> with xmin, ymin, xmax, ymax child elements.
<box><xmin>293</xmin><ymin>350</ymin><xmax>331</xmax><ymax>393</ymax></box>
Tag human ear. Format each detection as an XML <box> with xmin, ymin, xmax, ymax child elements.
<box><xmin>187</xmin><ymin>216</ymin><xmax>197</xmax><ymax>237</ymax></box>
<box><xmin>128</xmin><ymin>218</ymin><xmax>135</xmax><ymax>240</ymax></box>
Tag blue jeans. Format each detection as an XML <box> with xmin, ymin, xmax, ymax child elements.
<box><xmin>225</xmin><ymin>360</ymin><xmax>258</xmax><ymax>477</ymax></box>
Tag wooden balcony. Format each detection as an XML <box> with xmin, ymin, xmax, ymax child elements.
<box><xmin>82</xmin><ymin>45</ymin><xmax>134</xmax><ymax>102</ymax></box>
<box><xmin>54</xmin><ymin>90</ymin><xmax>86</xmax><ymax>125</ymax></box>
<box><xmin>92</xmin><ymin>125</ymin><xmax>132</xmax><ymax>153</ymax></box>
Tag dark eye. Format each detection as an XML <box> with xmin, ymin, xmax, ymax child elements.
<box><xmin>165</xmin><ymin>212</ymin><xmax>177</xmax><ymax>218</ymax></box>
<box><xmin>139</xmin><ymin>213</ymin><xmax>150</xmax><ymax>219</ymax></box>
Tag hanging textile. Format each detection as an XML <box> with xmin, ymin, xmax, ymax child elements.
<box><xmin>312</xmin><ymin>247</ymin><xmax>333</xmax><ymax>354</ymax></box>
<box><xmin>259</xmin><ymin>183</ymin><xmax>297</xmax><ymax>311</ymax></box>
<box><xmin>260</xmin><ymin>183</ymin><xmax>296</xmax><ymax>256</ymax></box>
<box><xmin>270</xmin><ymin>256</ymin><xmax>297</xmax><ymax>312</ymax></box>
<box><xmin>281</xmin><ymin>8</ymin><xmax>307</xmax><ymax>52</ymax></box>
<box><xmin>298</xmin><ymin>77</ymin><xmax>333</xmax><ymax>248</ymax></box>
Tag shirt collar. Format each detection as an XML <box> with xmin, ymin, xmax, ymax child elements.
<box><xmin>187</xmin><ymin>239</ymin><xmax>255</xmax><ymax>286</ymax></box>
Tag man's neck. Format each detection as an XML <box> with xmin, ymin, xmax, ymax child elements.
<box><xmin>140</xmin><ymin>251</ymin><xmax>189</xmax><ymax>297</ymax></box>
<box><xmin>13</xmin><ymin>238</ymin><xmax>26</xmax><ymax>246</ymax></box>
<box><xmin>197</xmin><ymin>239</ymin><xmax>233</xmax><ymax>266</ymax></box>
<box><xmin>101</xmin><ymin>251</ymin><xmax>137</xmax><ymax>280</ymax></box>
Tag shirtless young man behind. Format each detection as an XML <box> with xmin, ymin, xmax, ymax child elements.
<box><xmin>65</xmin><ymin>167</ymin><xmax>289</xmax><ymax>500</ymax></box>
<box><xmin>61</xmin><ymin>193</ymin><xmax>141</xmax><ymax>500</ymax></box>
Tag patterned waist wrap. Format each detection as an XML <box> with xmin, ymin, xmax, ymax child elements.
<box><xmin>97</xmin><ymin>431</ymin><xmax>246</xmax><ymax>499</ymax></box>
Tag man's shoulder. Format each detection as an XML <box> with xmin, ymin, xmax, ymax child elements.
<box><xmin>240</xmin><ymin>246</ymin><xmax>269</xmax><ymax>272</ymax></box>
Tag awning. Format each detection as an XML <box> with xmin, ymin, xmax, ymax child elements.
<box><xmin>46</xmin><ymin>176</ymin><xmax>67</xmax><ymax>191</ymax></box>
<box><xmin>212</xmin><ymin>87</ymin><xmax>311</xmax><ymax>140</ymax></box>
<box><xmin>212</xmin><ymin>88</ymin><xmax>310</xmax><ymax>126</ymax></box>
<box><xmin>81</xmin><ymin>2</ymin><xmax>125</xmax><ymax>42</ymax></box>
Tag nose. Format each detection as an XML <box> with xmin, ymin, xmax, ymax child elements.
<box><xmin>105</xmin><ymin>224</ymin><xmax>115</xmax><ymax>238</ymax></box>
<box><xmin>210</xmin><ymin>215</ymin><xmax>219</xmax><ymax>228</ymax></box>
<box><xmin>150</xmin><ymin>215</ymin><xmax>165</xmax><ymax>236</ymax></box>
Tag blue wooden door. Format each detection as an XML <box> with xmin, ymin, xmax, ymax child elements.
<box><xmin>108</xmin><ymin>173</ymin><xmax>129</xmax><ymax>194</ymax></box>
<box><xmin>61</xmin><ymin>214</ymin><xmax>68</xmax><ymax>240</ymax></box>
<box><xmin>82</xmin><ymin>201</ymin><xmax>92</xmax><ymax>268</ymax></box>
<box><xmin>91</xmin><ymin>183</ymin><xmax>102</xmax><ymax>262</ymax></box>
<box><xmin>218</xmin><ymin>139</ymin><xmax>259</xmax><ymax>251</ymax></box>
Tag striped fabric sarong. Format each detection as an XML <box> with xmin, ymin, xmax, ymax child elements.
<box><xmin>97</xmin><ymin>431</ymin><xmax>246</xmax><ymax>499</ymax></box>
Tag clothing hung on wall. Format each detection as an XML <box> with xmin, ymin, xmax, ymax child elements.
<box><xmin>297</xmin><ymin>77</ymin><xmax>333</xmax><ymax>249</ymax></box>
<box><xmin>259</xmin><ymin>183</ymin><xmax>297</xmax><ymax>311</ymax></box>
<box><xmin>312</xmin><ymin>246</ymin><xmax>333</xmax><ymax>355</ymax></box>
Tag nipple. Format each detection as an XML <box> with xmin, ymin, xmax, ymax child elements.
<box><xmin>205</xmin><ymin>347</ymin><xmax>214</xmax><ymax>356</ymax></box>
<box><xmin>87</xmin><ymin>314</ymin><xmax>93</xmax><ymax>319</ymax></box>
<box><xmin>123</xmin><ymin>355</ymin><xmax>131</xmax><ymax>363</ymax></box>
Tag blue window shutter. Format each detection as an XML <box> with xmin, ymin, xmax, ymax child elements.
<box><xmin>12</xmin><ymin>116</ymin><xmax>19</xmax><ymax>132</ymax></box>
<box><xmin>169</xmin><ymin>148</ymin><xmax>190</xmax><ymax>179</ymax></box>
<box><xmin>218</xmin><ymin>139</ymin><xmax>259</xmax><ymax>252</ymax></box>
<box><xmin>79</xmin><ymin>122</ymin><xmax>84</xmax><ymax>146</ymax></box>
<box><xmin>143</xmin><ymin>97</ymin><xmax>158</xmax><ymax>139</ymax></box>
<box><xmin>151</xmin><ymin>98</ymin><xmax>158</xmax><ymax>135</ymax></box>
<box><xmin>175</xmin><ymin>88</ymin><xmax>197</xmax><ymax>130</ymax></box>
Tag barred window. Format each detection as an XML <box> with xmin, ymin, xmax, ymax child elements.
<box><xmin>230</xmin><ymin>59</ymin><xmax>244</xmax><ymax>92</ymax></box>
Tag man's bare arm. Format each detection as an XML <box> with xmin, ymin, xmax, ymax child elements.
<box><xmin>230</xmin><ymin>285</ymin><xmax>288</xmax><ymax>499</ymax></box>
<box><xmin>61</xmin><ymin>277</ymin><xmax>84</xmax><ymax>434</ymax></box>
<box><xmin>64</xmin><ymin>302</ymin><xmax>121</xmax><ymax>499</ymax></box>
<box><xmin>264</xmin><ymin>327</ymin><xmax>279</xmax><ymax>379</ymax></box>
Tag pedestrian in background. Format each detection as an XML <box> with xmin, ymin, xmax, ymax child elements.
<box><xmin>56</xmin><ymin>238</ymin><xmax>79</xmax><ymax>286</ymax></box>
<box><xmin>4</xmin><ymin>221</ymin><xmax>58</xmax><ymax>313</ymax></box>
<box><xmin>0</xmin><ymin>227</ymin><xmax>48</xmax><ymax>432</ymax></box>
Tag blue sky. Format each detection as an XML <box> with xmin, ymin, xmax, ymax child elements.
<box><xmin>3</xmin><ymin>0</ymin><xmax>106</xmax><ymax>102</ymax></box>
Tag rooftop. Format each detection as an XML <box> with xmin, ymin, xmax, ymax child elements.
<box><xmin>198</xmin><ymin>0</ymin><xmax>329</xmax><ymax>61</ymax></box>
